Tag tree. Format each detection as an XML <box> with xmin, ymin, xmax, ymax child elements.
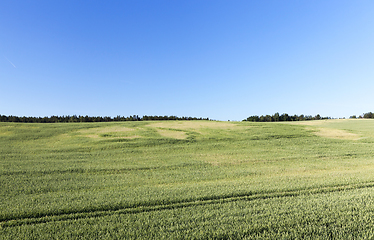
<box><xmin>273</xmin><ymin>112</ymin><xmax>280</xmax><ymax>122</ymax></box>
<box><xmin>363</xmin><ymin>112</ymin><xmax>374</xmax><ymax>119</ymax></box>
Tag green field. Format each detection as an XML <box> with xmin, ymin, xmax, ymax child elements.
<box><xmin>1</xmin><ymin>119</ymin><xmax>374</xmax><ymax>239</ymax></box>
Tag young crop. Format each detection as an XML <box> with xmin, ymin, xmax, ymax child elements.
<box><xmin>1</xmin><ymin>120</ymin><xmax>374</xmax><ymax>239</ymax></box>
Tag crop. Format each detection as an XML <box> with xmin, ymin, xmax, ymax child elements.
<box><xmin>1</xmin><ymin>119</ymin><xmax>374</xmax><ymax>239</ymax></box>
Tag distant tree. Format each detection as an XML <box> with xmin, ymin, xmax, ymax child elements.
<box><xmin>273</xmin><ymin>112</ymin><xmax>280</xmax><ymax>122</ymax></box>
<box><xmin>245</xmin><ymin>115</ymin><xmax>260</xmax><ymax>122</ymax></box>
<box><xmin>363</xmin><ymin>112</ymin><xmax>374</xmax><ymax>118</ymax></box>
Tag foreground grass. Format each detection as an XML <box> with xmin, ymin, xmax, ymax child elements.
<box><xmin>1</xmin><ymin>119</ymin><xmax>374</xmax><ymax>239</ymax></box>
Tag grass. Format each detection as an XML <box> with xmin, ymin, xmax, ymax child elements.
<box><xmin>1</xmin><ymin>119</ymin><xmax>374</xmax><ymax>239</ymax></box>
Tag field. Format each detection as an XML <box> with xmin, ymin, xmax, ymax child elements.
<box><xmin>1</xmin><ymin>119</ymin><xmax>374</xmax><ymax>239</ymax></box>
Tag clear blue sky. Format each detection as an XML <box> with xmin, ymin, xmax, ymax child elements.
<box><xmin>1</xmin><ymin>1</ymin><xmax>374</xmax><ymax>120</ymax></box>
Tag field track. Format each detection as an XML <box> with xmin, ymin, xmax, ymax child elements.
<box><xmin>3</xmin><ymin>180</ymin><xmax>374</xmax><ymax>228</ymax></box>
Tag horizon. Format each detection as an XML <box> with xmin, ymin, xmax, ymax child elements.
<box><xmin>2</xmin><ymin>112</ymin><xmax>374</xmax><ymax>122</ymax></box>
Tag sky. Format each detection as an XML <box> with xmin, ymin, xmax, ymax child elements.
<box><xmin>1</xmin><ymin>1</ymin><xmax>374</xmax><ymax>121</ymax></box>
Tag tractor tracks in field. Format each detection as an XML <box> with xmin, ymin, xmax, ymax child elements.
<box><xmin>1</xmin><ymin>163</ymin><xmax>202</xmax><ymax>176</ymax></box>
<box><xmin>2</xmin><ymin>181</ymin><xmax>374</xmax><ymax>228</ymax></box>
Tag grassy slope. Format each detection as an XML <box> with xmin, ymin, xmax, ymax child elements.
<box><xmin>1</xmin><ymin>119</ymin><xmax>374</xmax><ymax>239</ymax></box>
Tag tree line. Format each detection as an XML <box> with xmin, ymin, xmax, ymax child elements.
<box><xmin>350</xmin><ymin>112</ymin><xmax>374</xmax><ymax>119</ymax></box>
<box><xmin>243</xmin><ymin>112</ymin><xmax>374</xmax><ymax>122</ymax></box>
<box><xmin>0</xmin><ymin>114</ymin><xmax>209</xmax><ymax>123</ymax></box>
<box><xmin>243</xmin><ymin>113</ymin><xmax>330</xmax><ymax>122</ymax></box>
<box><xmin>1</xmin><ymin>112</ymin><xmax>373</xmax><ymax>123</ymax></box>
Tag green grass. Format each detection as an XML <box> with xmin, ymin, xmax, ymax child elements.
<box><xmin>1</xmin><ymin>119</ymin><xmax>374</xmax><ymax>239</ymax></box>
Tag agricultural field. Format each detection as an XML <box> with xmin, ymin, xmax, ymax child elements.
<box><xmin>1</xmin><ymin>119</ymin><xmax>374</xmax><ymax>239</ymax></box>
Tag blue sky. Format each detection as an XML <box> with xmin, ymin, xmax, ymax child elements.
<box><xmin>1</xmin><ymin>1</ymin><xmax>374</xmax><ymax>120</ymax></box>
